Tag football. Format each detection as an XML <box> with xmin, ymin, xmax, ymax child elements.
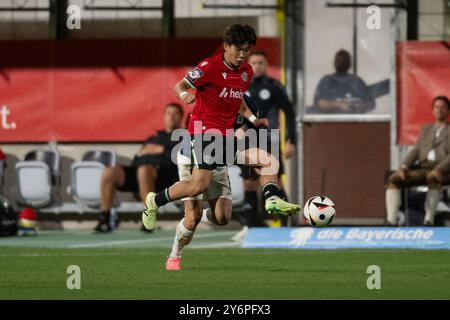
<box><xmin>303</xmin><ymin>196</ymin><xmax>336</xmax><ymax>227</ymax></box>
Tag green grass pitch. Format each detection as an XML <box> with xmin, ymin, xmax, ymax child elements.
<box><xmin>0</xmin><ymin>230</ymin><xmax>449</xmax><ymax>299</ymax></box>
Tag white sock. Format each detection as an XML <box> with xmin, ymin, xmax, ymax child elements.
<box><xmin>170</xmin><ymin>218</ymin><xmax>194</xmax><ymax>258</ymax></box>
<box><xmin>386</xmin><ymin>189</ymin><xmax>401</xmax><ymax>225</ymax></box>
<box><xmin>424</xmin><ymin>189</ymin><xmax>440</xmax><ymax>225</ymax></box>
<box><xmin>200</xmin><ymin>208</ymin><xmax>217</xmax><ymax>225</ymax></box>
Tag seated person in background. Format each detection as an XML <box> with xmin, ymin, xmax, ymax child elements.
<box><xmin>94</xmin><ymin>103</ymin><xmax>183</xmax><ymax>233</ymax></box>
<box><xmin>313</xmin><ymin>49</ymin><xmax>375</xmax><ymax>114</ymax></box>
<box><xmin>386</xmin><ymin>95</ymin><xmax>450</xmax><ymax>226</ymax></box>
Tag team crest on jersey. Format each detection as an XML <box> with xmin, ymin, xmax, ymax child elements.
<box><xmin>241</xmin><ymin>72</ymin><xmax>248</xmax><ymax>82</ymax></box>
<box><xmin>259</xmin><ymin>89</ymin><xmax>271</xmax><ymax>100</ymax></box>
<box><xmin>186</xmin><ymin>67</ymin><xmax>204</xmax><ymax>83</ymax></box>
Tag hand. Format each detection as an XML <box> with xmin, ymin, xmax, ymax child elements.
<box><xmin>338</xmin><ymin>100</ymin><xmax>351</xmax><ymax>112</ymax></box>
<box><xmin>283</xmin><ymin>142</ymin><xmax>295</xmax><ymax>160</ymax></box>
<box><xmin>253</xmin><ymin>118</ymin><xmax>268</xmax><ymax>128</ymax></box>
<box><xmin>428</xmin><ymin>168</ymin><xmax>444</xmax><ymax>183</ymax></box>
<box><xmin>397</xmin><ymin>167</ymin><xmax>408</xmax><ymax>181</ymax></box>
<box><xmin>180</xmin><ymin>92</ymin><xmax>196</xmax><ymax>104</ymax></box>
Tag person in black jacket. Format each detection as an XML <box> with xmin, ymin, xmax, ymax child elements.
<box><xmin>94</xmin><ymin>103</ymin><xmax>183</xmax><ymax>233</ymax></box>
<box><xmin>232</xmin><ymin>51</ymin><xmax>298</xmax><ymax>240</ymax></box>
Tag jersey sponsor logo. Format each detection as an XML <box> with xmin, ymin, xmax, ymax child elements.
<box><xmin>222</xmin><ymin>72</ymin><xmax>227</xmax><ymax>79</ymax></box>
<box><xmin>186</xmin><ymin>67</ymin><xmax>204</xmax><ymax>83</ymax></box>
<box><xmin>219</xmin><ymin>87</ymin><xmax>245</xmax><ymax>99</ymax></box>
<box><xmin>241</xmin><ymin>72</ymin><xmax>248</xmax><ymax>82</ymax></box>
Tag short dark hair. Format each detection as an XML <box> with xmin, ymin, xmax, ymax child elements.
<box><xmin>249</xmin><ymin>50</ymin><xmax>267</xmax><ymax>59</ymax></box>
<box><xmin>165</xmin><ymin>103</ymin><xmax>184</xmax><ymax>115</ymax></box>
<box><xmin>432</xmin><ymin>95</ymin><xmax>450</xmax><ymax>109</ymax></box>
<box><xmin>223</xmin><ymin>24</ymin><xmax>257</xmax><ymax>47</ymax></box>
<box><xmin>334</xmin><ymin>49</ymin><xmax>351</xmax><ymax>74</ymax></box>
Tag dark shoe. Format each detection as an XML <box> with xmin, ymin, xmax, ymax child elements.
<box><xmin>383</xmin><ymin>221</ymin><xmax>397</xmax><ymax>227</ymax></box>
<box><xmin>422</xmin><ymin>220</ymin><xmax>434</xmax><ymax>226</ymax></box>
<box><xmin>93</xmin><ymin>212</ymin><xmax>113</xmax><ymax>233</ymax></box>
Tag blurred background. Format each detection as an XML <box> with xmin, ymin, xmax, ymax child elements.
<box><xmin>0</xmin><ymin>0</ymin><xmax>449</xmax><ymax>229</ymax></box>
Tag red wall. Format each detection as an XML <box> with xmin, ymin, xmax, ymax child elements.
<box><xmin>0</xmin><ymin>38</ymin><xmax>280</xmax><ymax>142</ymax></box>
<box><xmin>397</xmin><ymin>41</ymin><xmax>450</xmax><ymax>145</ymax></box>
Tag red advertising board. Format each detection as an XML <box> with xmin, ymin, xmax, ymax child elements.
<box><xmin>397</xmin><ymin>41</ymin><xmax>450</xmax><ymax>145</ymax></box>
<box><xmin>0</xmin><ymin>38</ymin><xmax>280</xmax><ymax>142</ymax></box>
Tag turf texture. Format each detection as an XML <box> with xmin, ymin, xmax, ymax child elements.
<box><xmin>0</xmin><ymin>230</ymin><xmax>449</xmax><ymax>299</ymax></box>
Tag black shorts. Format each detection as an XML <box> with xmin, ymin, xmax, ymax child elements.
<box><xmin>117</xmin><ymin>165</ymin><xmax>177</xmax><ymax>194</ymax></box>
<box><xmin>181</xmin><ymin>132</ymin><xmax>282</xmax><ymax>172</ymax></box>
<box><xmin>180</xmin><ymin>134</ymin><xmax>239</xmax><ymax>171</ymax></box>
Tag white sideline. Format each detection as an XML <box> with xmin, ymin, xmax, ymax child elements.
<box><xmin>67</xmin><ymin>231</ymin><xmax>237</xmax><ymax>248</ymax></box>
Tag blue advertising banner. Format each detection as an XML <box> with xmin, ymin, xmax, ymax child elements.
<box><xmin>242</xmin><ymin>227</ymin><xmax>450</xmax><ymax>249</ymax></box>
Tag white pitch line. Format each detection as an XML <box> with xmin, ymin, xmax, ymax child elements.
<box><xmin>67</xmin><ymin>231</ymin><xmax>237</xmax><ymax>248</ymax></box>
<box><xmin>0</xmin><ymin>243</ymin><xmax>241</xmax><ymax>257</ymax></box>
<box><xmin>189</xmin><ymin>242</ymin><xmax>241</xmax><ymax>249</ymax></box>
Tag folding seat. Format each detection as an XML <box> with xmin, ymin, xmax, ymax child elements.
<box><xmin>14</xmin><ymin>149</ymin><xmax>60</xmax><ymax>208</ymax></box>
<box><xmin>68</xmin><ymin>149</ymin><xmax>116</xmax><ymax>208</ymax></box>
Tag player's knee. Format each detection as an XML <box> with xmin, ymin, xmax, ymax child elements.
<box><xmin>188</xmin><ymin>184</ymin><xmax>208</xmax><ymax>197</ymax></box>
<box><xmin>215</xmin><ymin>215</ymin><xmax>231</xmax><ymax>226</ymax></box>
<box><xmin>260</xmin><ymin>155</ymin><xmax>279</xmax><ymax>176</ymax></box>
<box><xmin>213</xmin><ymin>204</ymin><xmax>232</xmax><ymax>226</ymax></box>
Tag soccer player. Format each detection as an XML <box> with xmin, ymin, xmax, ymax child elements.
<box><xmin>142</xmin><ymin>24</ymin><xmax>300</xmax><ymax>237</ymax></box>
<box><xmin>166</xmin><ymin>95</ymin><xmax>264</xmax><ymax>271</ymax></box>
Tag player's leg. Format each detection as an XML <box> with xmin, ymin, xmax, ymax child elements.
<box><xmin>236</xmin><ymin>148</ymin><xmax>300</xmax><ymax>216</ymax></box>
<box><xmin>95</xmin><ymin>165</ymin><xmax>125</xmax><ymax>233</ymax></box>
<box><xmin>275</xmin><ymin>157</ymin><xmax>289</xmax><ymax>226</ymax></box>
<box><xmin>166</xmin><ymin>199</ymin><xmax>202</xmax><ymax>271</ymax></box>
<box><xmin>197</xmin><ymin>165</ymin><xmax>234</xmax><ymax>226</ymax></box>
<box><xmin>166</xmin><ymin>161</ymin><xmax>206</xmax><ymax>270</ymax></box>
<box><xmin>242</xmin><ymin>169</ymin><xmax>259</xmax><ymax>226</ymax></box>
<box><xmin>142</xmin><ymin>168</ymin><xmax>213</xmax><ymax>230</ymax></box>
<box><xmin>206</xmin><ymin>197</ymin><xmax>233</xmax><ymax>226</ymax></box>
<box><xmin>230</xmin><ymin>176</ymin><xmax>259</xmax><ymax>241</ymax></box>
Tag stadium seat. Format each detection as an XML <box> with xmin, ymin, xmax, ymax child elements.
<box><xmin>403</xmin><ymin>185</ymin><xmax>450</xmax><ymax>226</ymax></box>
<box><xmin>68</xmin><ymin>149</ymin><xmax>116</xmax><ymax>209</ymax></box>
<box><xmin>14</xmin><ymin>149</ymin><xmax>61</xmax><ymax>208</ymax></box>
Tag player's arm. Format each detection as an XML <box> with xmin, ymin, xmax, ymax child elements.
<box><xmin>174</xmin><ymin>79</ymin><xmax>196</xmax><ymax>104</ymax></box>
<box><xmin>239</xmin><ymin>98</ymin><xmax>268</xmax><ymax>128</ymax></box>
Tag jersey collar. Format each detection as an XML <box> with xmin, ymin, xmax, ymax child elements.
<box><xmin>222</xmin><ymin>55</ymin><xmax>237</xmax><ymax>70</ymax></box>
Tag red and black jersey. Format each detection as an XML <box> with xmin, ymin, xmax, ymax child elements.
<box><xmin>184</xmin><ymin>53</ymin><xmax>253</xmax><ymax>136</ymax></box>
